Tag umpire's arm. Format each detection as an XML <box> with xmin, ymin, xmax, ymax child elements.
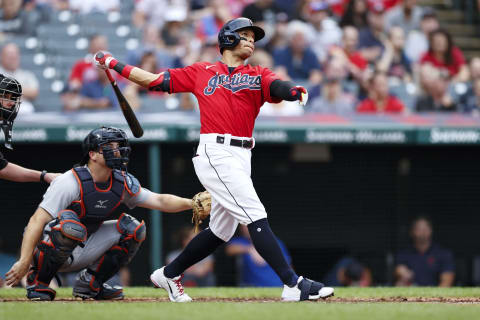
<box><xmin>138</xmin><ymin>193</ymin><xmax>192</xmax><ymax>213</ymax></box>
<box><xmin>5</xmin><ymin>208</ymin><xmax>53</xmax><ymax>286</ymax></box>
<box><xmin>0</xmin><ymin>162</ymin><xmax>58</xmax><ymax>183</ymax></box>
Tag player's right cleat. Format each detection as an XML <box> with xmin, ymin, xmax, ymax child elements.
<box><xmin>72</xmin><ymin>269</ymin><xmax>124</xmax><ymax>300</ymax></box>
<box><xmin>150</xmin><ymin>266</ymin><xmax>192</xmax><ymax>302</ymax></box>
<box><xmin>281</xmin><ymin>276</ymin><xmax>334</xmax><ymax>302</ymax></box>
<box><xmin>26</xmin><ymin>284</ymin><xmax>56</xmax><ymax>301</ymax></box>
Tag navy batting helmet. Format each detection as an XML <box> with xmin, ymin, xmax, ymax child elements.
<box><xmin>218</xmin><ymin>17</ymin><xmax>265</xmax><ymax>53</ymax></box>
<box><xmin>81</xmin><ymin>126</ymin><xmax>131</xmax><ymax>170</ymax></box>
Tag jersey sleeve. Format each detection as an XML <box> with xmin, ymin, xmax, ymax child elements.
<box><xmin>122</xmin><ymin>187</ymin><xmax>153</xmax><ymax>209</ymax></box>
<box><xmin>0</xmin><ymin>151</ymin><xmax>7</xmax><ymax>171</ymax></box>
<box><xmin>260</xmin><ymin>67</ymin><xmax>282</xmax><ymax>104</ymax></box>
<box><xmin>168</xmin><ymin>63</ymin><xmax>200</xmax><ymax>93</ymax></box>
<box><xmin>39</xmin><ymin>171</ymin><xmax>80</xmax><ymax>218</ymax></box>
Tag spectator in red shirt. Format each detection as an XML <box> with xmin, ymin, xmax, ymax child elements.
<box><xmin>330</xmin><ymin>26</ymin><xmax>368</xmax><ymax>82</ymax></box>
<box><xmin>69</xmin><ymin>34</ymin><xmax>108</xmax><ymax>91</ymax></box>
<box><xmin>420</xmin><ymin>28</ymin><xmax>469</xmax><ymax>82</ymax></box>
<box><xmin>356</xmin><ymin>71</ymin><xmax>405</xmax><ymax>113</ymax></box>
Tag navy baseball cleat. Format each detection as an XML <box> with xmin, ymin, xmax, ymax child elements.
<box><xmin>72</xmin><ymin>269</ymin><xmax>124</xmax><ymax>300</ymax></box>
<box><xmin>27</xmin><ymin>284</ymin><xmax>56</xmax><ymax>301</ymax></box>
<box><xmin>281</xmin><ymin>276</ymin><xmax>334</xmax><ymax>301</ymax></box>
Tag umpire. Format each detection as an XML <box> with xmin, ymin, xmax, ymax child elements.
<box><xmin>0</xmin><ymin>74</ymin><xmax>57</xmax><ymax>183</ymax></box>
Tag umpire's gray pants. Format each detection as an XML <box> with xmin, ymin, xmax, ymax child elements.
<box><xmin>58</xmin><ymin>221</ymin><xmax>121</xmax><ymax>272</ymax></box>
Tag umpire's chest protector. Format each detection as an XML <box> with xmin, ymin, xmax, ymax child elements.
<box><xmin>67</xmin><ymin>167</ymin><xmax>140</xmax><ymax>234</ymax></box>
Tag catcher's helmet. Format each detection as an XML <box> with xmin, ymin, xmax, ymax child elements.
<box><xmin>218</xmin><ymin>17</ymin><xmax>265</xmax><ymax>53</ymax></box>
<box><xmin>0</xmin><ymin>74</ymin><xmax>22</xmax><ymax>149</ymax></box>
<box><xmin>81</xmin><ymin>126</ymin><xmax>131</xmax><ymax>170</ymax></box>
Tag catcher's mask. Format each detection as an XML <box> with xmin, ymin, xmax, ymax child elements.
<box><xmin>218</xmin><ymin>17</ymin><xmax>265</xmax><ymax>53</ymax></box>
<box><xmin>0</xmin><ymin>75</ymin><xmax>22</xmax><ymax>149</ymax></box>
<box><xmin>81</xmin><ymin>126</ymin><xmax>131</xmax><ymax>170</ymax></box>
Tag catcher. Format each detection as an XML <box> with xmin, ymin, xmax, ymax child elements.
<box><xmin>5</xmin><ymin>126</ymin><xmax>210</xmax><ymax>301</ymax></box>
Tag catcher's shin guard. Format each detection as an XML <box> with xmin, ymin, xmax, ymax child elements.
<box><xmin>80</xmin><ymin>213</ymin><xmax>145</xmax><ymax>295</ymax></box>
<box><xmin>27</xmin><ymin>210</ymin><xmax>87</xmax><ymax>300</ymax></box>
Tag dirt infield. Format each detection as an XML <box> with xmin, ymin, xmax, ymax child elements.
<box><xmin>3</xmin><ymin>297</ymin><xmax>480</xmax><ymax>303</ymax></box>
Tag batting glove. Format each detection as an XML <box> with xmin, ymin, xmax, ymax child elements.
<box><xmin>94</xmin><ymin>51</ymin><xmax>117</xmax><ymax>70</ymax></box>
<box><xmin>290</xmin><ymin>86</ymin><xmax>309</xmax><ymax>106</ymax></box>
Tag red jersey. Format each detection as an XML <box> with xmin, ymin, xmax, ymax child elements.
<box><xmin>420</xmin><ymin>47</ymin><xmax>466</xmax><ymax>77</ymax></box>
<box><xmin>356</xmin><ymin>96</ymin><xmax>405</xmax><ymax>113</ymax></box>
<box><xmin>168</xmin><ymin>61</ymin><xmax>281</xmax><ymax>137</ymax></box>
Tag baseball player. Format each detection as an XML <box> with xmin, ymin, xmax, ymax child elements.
<box><xmin>5</xmin><ymin>126</ymin><xmax>210</xmax><ymax>301</ymax></box>
<box><xmin>0</xmin><ymin>74</ymin><xmax>57</xmax><ymax>183</ymax></box>
<box><xmin>94</xmin><ymin>17</ymin><xmax>334</xmax><ymax>302</ymax></box>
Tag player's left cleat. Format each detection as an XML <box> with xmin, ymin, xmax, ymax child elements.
<box><xmin>281</xmin><ymin>276</ymin><xmax>334</xmax><ymax>302</ymax></box>
<box><xmin>150</xmin><ymin>266</ymin><xmax>192</xmax><ymax>302</ymax></box>
<box><xmin>72</xmin><ymin>269</ymin><xmax>124</xmax><ymax>300</ymax></box>
<box><xmin>26</xmin><ymin>284</ymin><xmax>56</xmax><ymax>301</ymax></box>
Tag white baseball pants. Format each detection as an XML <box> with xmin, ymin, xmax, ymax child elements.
<box><xmin>193</xmin><ymin>134</ymin><xmax>267</xmax><ymax>242</ymax></box>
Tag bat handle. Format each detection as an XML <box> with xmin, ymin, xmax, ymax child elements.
<box><xmin>105</xmin><ymin>69</ymin><xmax>115</xmax><ymax>83</ymax></box>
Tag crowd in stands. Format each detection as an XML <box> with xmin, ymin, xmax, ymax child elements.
<box><xmin>0</xmin><ymin>0</ymin><xmax>480</xmax><ymax>115</ymax></box>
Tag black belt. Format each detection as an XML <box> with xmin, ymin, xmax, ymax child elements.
<box><xmin>216</xmin><ymin>136</ymin><xmax>253</xmax><ymax>149</ymax></box>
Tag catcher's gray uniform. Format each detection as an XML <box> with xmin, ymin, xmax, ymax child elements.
<box><xmin>39</xmin><ymin>167</ymin><xmax>152</xmax><ymax>272</ymax></box>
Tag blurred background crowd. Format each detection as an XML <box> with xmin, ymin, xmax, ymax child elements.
<box><xmin>1</xmin><ymin>0</ymin><xmax>480</xmax><ymax>116</ymax></box>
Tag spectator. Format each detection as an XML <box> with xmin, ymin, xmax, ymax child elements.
<box><xmin>69</xmin><ymin>34</ymin><xmax>108</xmax><ymax>91</ymax></box>
<box><xmin>132</xmin><ymin>0</ymin><xmax>188</xmax><ymax>29</ymax></box>
<box><xmin>63</xmin><ymin>68</ymin><xmax>119</xmax><ymax>111</ymax></box>
<box><xmin>323</xmin><ymin>256</ymin><xmax>372</xmax><ymax>287</ymax></box>
<box><xmin>415</xmin><ymin>65</ymin><xmax>457</xmax><ymax>113</ymax></box>
<box><xmin>377</xmin><ymin>26</ymin><xmax>412</xmax><ymax>83</ymax></box>
<box><xmin>384</xmin><ymin>0</ymin><xmax>423</xmax><ymax>35</ymax></box>
<box><xmin>225</xmin><ymin>225</ymin><xmax>292</xmax><ymax>287</ymax></box>
<box><xmin>305</xmin><ymin>1</ymin><xmax>342</xmax><ymax>63</ymax></box>
<box><xmin>420</xmin><ymin>28</ymin><xmax>469</xmax><ymax>82</ymax></box>
<box><xmin>339</xmin><ymin>0</ymin><xmax>368</xmax><ymax>29</ymax></box>
<box><xmin>241</xmin><ymin>0</ymin><xmax>279</xmax><ymax>23</ymax></box>
<box><xmin>356</xmin><ymin>71</ymin><xmax>405</xmax><ymax>113</ymax></box>
<box><xmin>68</xmin><ymin>0</ymin><xmax>119</xmax><ymax>14</ymax></box>
<box><xmin>395</xmin><ymin>216</ymin><xmax>455</xmax><ymax>287</ymax></box>
<box><xmin>0</xmin><ymin>43</ymin><xmax>38</xmax><ymax>114</ymax></box>
<box><xmin>457</xmin><ymin>57</ymin><xmax>480</xmax><ymax>112</ymax></box>
<box><xmin>330</xmin><ymin>26</ymin><xmax>369</xmax><ymax>83</ymax></box>
<box><xmin>0</xmin><ymin>0</ymin><xmax>38</xmax><ymax>36</ymax></box>
<box><xmin>272</xmin><ymin>20</ymin><xmax>322</xmax><ymax>84</ymax></box>
<box><xmin>404</xmin><ymin>7</ymin><xmax>439</xmax><ymax>64</ymax></box>
<box><xmin>166</xmin><ymin>226</ymin><xmax>215</xmax><ymax>287</ymax></box>
<box><xmin>358</xmin><ymin>2</ymin><xmax>387</xmax><ymax>63</ymax></box>
<box><xmin>194</xmin><ymin>0</ymin><xmax>232</xmax><ymax>45</ymax></box>
<box><xmin>307</xmin><ymin>58</ymin><xmax>356</xmax><ymax>114</ymax></box>
<box><xmin>252</xmin><ymin>49</ymin><xmax>303</xmax><ymax>116</ymax></box>
<box><xmin>460</xmin><ymin>78</ymin><xmax>480</xmax><ymax>115</ymax></box>
<box><xmin>125</xmin><ymin>25</ymin><xmax>178</xmax><ymax>70</ymax></box>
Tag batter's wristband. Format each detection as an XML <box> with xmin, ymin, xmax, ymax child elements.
<box><xmin>112</xmin><ymin>61</ymin><xmax>134</xmax><ymax>78</ymax></box>
<box><xmin>40</xmin><ymin>170</ymin><xmax>47</xmax><ymax>183</ymax></box>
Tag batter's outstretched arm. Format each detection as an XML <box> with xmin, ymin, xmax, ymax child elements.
<box><xmin>270</xmin><ymin>80</ymin><xmax>308</xmax><ymax>106</ymax></box>
<box><xmin>94</xmin><ymin>51</ymin><xmax>170</xmax><ymax>92</ymax></box>
<box><xmin>138</xmin><ymin>193</ymin><xmax>192</xmax><ymax>213</ymax></box>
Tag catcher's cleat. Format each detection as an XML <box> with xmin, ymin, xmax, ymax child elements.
<box><xmin>150</xmin><ymin>266</ymin><xmax>192</xmax><ymax>302</ymax></box>
<box><xmin>26</xmin><ymin>284</ymin><xmax>56</xmax><ymax>301</ymax></box>
<box><xmin>73</xmin><ymin>269</ymin><xmax>124</xmax><ymax>300</ymax></box>
<box><xmin>281</xmin><ymin>276</ymin><xmax>334</xmax><ymax>302</ymax></box>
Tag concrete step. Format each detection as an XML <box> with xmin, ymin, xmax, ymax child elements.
<box><xmin>436</xmin><ymin>10</ymin><xmax>466</xmax><ymax>22</ymax></box>
<box><xmin>444</xmin><ymin>23</ymin><xmax>477</xmax><ymax>36</ymax></box>
<box><xmin>455</xmin><ymin>37</ymin><xmax>480</xmax><ymax>49</ymax></box>
<box><xmin>462</xmin><ymin>50</ymin><xmax>480</xmax><ymax>60</ymax></box>
<box><xmin>418</xmin><ymin>0</ymin><xmax>452</xmax><ymax>8</ymax></box>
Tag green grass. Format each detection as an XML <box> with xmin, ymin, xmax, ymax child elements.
<box><xmin>1</xmin><ymin>287</ymin><xmax>480</xmax><ymax>320</ymax></box>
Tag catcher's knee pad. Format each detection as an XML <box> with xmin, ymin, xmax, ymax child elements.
<box><xmin>27</xmin><ymin>210</ymin><xmax>87</xmax><ymax>287</ymax></box>
<box><xmin>86</xmin><ymin>213</ymin><xmax>145</xmax><ymax>291</ymax></box>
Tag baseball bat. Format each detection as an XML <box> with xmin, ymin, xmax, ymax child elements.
<box><xmin>105</xmin><ymin>69</ymin><xmax>144</xmax><ymax>138</ymax></box>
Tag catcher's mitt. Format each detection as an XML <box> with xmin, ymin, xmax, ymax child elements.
<box><xmin>192</xmin><ymin>191</ymin><xmax>211</xmax><ymax>233</ymax></box>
